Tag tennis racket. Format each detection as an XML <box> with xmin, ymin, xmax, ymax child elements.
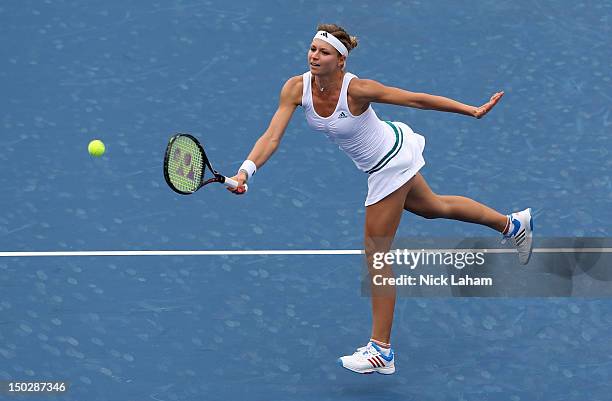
<box><xmin>163</xmin><ymin>133</ymin><xmax>247</xmax><ymax>195</ymax></box>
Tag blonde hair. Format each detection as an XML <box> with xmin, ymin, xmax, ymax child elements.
<box><xmin>316</xmin><ymin>23</ymin><xmax>358</xmax><ymax>54</ymax></box>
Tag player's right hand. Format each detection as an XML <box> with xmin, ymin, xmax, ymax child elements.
<box><xmin>227</xmin><ymin>172</ymin><xmax>248</xmax><ymax>195</ymax></box>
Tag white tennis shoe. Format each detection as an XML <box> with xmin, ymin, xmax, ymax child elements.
<box><xmin>503</xmin><ymin>208</ymin><xmax>534</xmax><ymax>265</ymax></box>
<box><xmin>337</xmin><ymin>342</ymin><xmax>395</xmax><ymax>375</ymax></box>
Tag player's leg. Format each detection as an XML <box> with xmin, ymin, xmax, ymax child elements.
<box><xmin>403</xmin><ymin>173</ymin><xmax>533</xmax><ymax>264</ymax></box>
<box><xmin>338</xmin><ymin>178</ymin><xmax>414</xmax><ymax>375</ymax></box>
<box><xmin>402</xmin><ymin>173</ymin><xmax>507</xmax><ymax>231</ymax></box>
<box><xmin>365</xmin><ymin>178</ymin><xmax>417</xmax><ymax>344</ymax></box>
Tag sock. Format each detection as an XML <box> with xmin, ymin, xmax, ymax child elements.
<box><xmin>502</xmin><ymin>215</ymin><xmax>511</xmax><ymax>235</ymax></box>
<box><xmin>370</xmin><ymin>338</ymin><xmax>391</xmax><ymax>356</ymax></box>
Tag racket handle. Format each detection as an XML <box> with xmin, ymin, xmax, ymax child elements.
<box><xmin>224</xmin><ymin>177</ymin><xmax>248</xmax><ymax>192</ymax></box>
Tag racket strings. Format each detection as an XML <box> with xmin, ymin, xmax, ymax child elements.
<box><xmin>166</xmin><ymin>136</ymin><xmax>204</xmax><ymax>193</ymax></box>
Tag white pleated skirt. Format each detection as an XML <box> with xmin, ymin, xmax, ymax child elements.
<box><xmin>365</xmin><ymin>121</ymin><xmax>426</xmax><ymax>206</ymax></box>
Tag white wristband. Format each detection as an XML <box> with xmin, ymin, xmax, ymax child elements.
<box><xmin>238</xmin><ymin>159</ymin><xmax>257</xmax><ymax>181</ymax></box>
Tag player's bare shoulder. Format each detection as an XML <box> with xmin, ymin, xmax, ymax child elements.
<box><xmin>280</xmin><ymin>75</ymin><xmax>304</xmax><ymax>106</ymax></box>
<box><xmin>347</xmin><ymin>78</ymin><xmax>380</xmax><ymax>102</ymax></box>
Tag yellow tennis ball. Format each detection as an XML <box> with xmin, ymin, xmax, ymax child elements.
<box><xmin>88</xmin><ymin>139</ymin><xmax>105</xmax><ymax>157</ymax></box>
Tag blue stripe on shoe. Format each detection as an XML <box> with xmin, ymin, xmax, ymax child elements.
<box><xmin>509</xmin><ymin>216</ymin><xmax>521</xmax><ymax>237</ymax></box>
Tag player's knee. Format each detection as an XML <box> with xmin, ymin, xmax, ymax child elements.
<box><xmin>364</xmin><ymin>239</ymin><xmax>382</xmax><ymax>258</ymax></box>
<box><xmin>364</xmin><ymin>236</ymin><xmax>392</xmax><ymax>260</ymax></box>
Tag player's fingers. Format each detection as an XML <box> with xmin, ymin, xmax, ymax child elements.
<box><xmin>226</xmin><ymin>182</ymin><xmax>247</xmax><ymax>195</ymax></box>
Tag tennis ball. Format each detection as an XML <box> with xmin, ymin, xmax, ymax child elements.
<box><xmin>88</xmin><ymin>139</ymin><xmax>105</xmax><ymax>157</ymax></box>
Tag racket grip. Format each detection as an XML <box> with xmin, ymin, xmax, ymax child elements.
<box><xmin>224</xmin><ymin>177</ymin><xmax>248</xmax><ymax>192</ymax></box>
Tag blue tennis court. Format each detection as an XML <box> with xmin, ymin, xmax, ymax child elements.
<box><xmin>1</xmin><ymin>1</ymin><xmax>611</xmax><ymax>400</ymax></box>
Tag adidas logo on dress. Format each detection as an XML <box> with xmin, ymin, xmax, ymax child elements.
<box><xmin>338</xmin><ymin>111</ymin><xmax>348</xmax><ymax>119</ymax></box>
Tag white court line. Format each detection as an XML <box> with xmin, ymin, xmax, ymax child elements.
<box><xmin>0</xmin><ymin>250</ymin><xmax>363</xmax><ymax>257</ymax></box>
<box><xmin>0</xmin><ymin>248</ymin><xmax>611</xmax><ymax>257</ymax></box>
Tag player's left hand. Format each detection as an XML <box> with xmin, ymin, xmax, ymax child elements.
<box><xmin>473</xmin><ymin>91</ymin><xmax>504</xmax><ymax>119</ymax></box>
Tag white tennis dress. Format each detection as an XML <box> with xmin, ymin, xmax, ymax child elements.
<box><xmin>301</xmin><ymin>71</ymin><xmax>426</xmax><ymax>206</ymax></box>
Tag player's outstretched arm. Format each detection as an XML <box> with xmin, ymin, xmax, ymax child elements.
<box><xmin>228</xmin><ymin>76</ymin><xmax>302</xmax><ymax>194</ymax></box>
<box><xmin>351</xmin><ymin>78</ymin><xmax>503</xmax><ymax>119</ymax></box>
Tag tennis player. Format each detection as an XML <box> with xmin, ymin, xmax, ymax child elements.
<box><xmin>229</xmin><ymin>24</ymin><xmax>533</xmax><ymax>375</ymax></box>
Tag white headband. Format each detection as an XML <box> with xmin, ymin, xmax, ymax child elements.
<box><xmin>313</xmin><ymin>30</ymin><xmax>348</xmax><ymax>57</ymax></box>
